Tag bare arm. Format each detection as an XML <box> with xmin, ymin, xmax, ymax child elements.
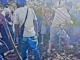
<box><xmin>33</xmin><ymin>20</ymin><xmax>39</xmax><ymax>36</ymax></box>
<box><xmin>14</xmin><ymin>24</ymin><xmax>19</xmax><ymax>37</ymax></box>
<box><xmin>14</xmin><ymin>24</ymin><xmax>19</xmax><ymax>44</ymax></box>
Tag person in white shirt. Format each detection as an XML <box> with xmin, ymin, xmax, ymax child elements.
<box><xmin>13</xmin><ymin>0</ymin><xmax>41</xmax><ymax>60</ymax></box>
<box><xmin>47</xmin><ymin>0</ymin><xmax>73</xmax><ymax>53</ymax></box>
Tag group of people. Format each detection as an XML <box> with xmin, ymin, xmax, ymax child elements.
<box><xmin>0</xmin><ymin>0</ymin><xmax>41</xmax><ymax>60</ymax></box>
<box><xmin>0</xmin><ymin>0</ymin><xmax>77</xmax><ymax>60</ymax></box>
<box><xmin>37</xmin><ymin>0</ymin><xmax>73</xmax><ymax>53</ymax></box>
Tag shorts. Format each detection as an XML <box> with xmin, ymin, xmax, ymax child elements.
<box><xmin>41</xmin><ymin>26</ymin><xmax>47</xmax><ymax>34</ymax></box>
<box><xmin>49</xmin><ymin>26</ymin><xmax>70</xmax><ymax>44</ymax></box>
<box><xmin>49</xmin><ymin>26</ymin><xmax>61</xmax><ymax>43</ymax></box>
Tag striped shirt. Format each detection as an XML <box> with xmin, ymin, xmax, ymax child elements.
<box><xmin>52</xmin><ymin>7</ymin><xmax>72</xmax><ymax>27</ymax></box>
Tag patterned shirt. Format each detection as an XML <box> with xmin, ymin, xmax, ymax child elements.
<box><xmin>52</xmin><ymin>7</ymin><xmax>72</xmax><ymax>27</ymax></box>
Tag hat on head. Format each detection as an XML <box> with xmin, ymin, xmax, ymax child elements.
<box><xmin>16</xmin><ymin>0</ymin><xmax>27</xmax><ymax>5</ymax></box>
<box><xmin>0</xmin><ymin>0</ymin><xmax>8</xmax><ymax>5</ymax></box>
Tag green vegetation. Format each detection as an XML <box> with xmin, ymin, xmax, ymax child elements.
<box><xmin>71</xmin><ymin>15</ymin><xmax>80</xmax><ymax>26</ymax></box>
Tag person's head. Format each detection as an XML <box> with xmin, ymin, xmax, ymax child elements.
<box><xmin>0</xmin><ymin>0</ymin><xmax>9</xmax><ymax>9</ymax></box>
<box><xmin>65</xmin><ymin>1</ymin><xmax>72</xmax><ymax>12</ymax></box>
<box><xmin>53</xmin><ymin>0</ymin><xmax>66</xmax><ymax>9</ymax></box>
<box><xmin>0</xmin><ymin>0</ymin><xmax>8</xmax><ymax>5</ymax></box>
<box><xmin>16</xmin><ymin>0</ymin><xmax>27</xmax><ymax>8</ymax></box>
<box><xmin>43</xmin><ymin>6</ymin><xmax>53</xmax><ymax>20</ymax></box>
<box><xmin>4</xmin><ymin>5</ymin><xmax>8</xmax><ymax>8</ymax></box>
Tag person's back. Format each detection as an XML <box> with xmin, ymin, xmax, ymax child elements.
<box><xmin>13</xmin><ymin>0</ymin><xmax>40</xmax><ymax>60</ymax></box>
<box><xmin>13</xmin><ymin>6</ymin><xmax>37</xmax><ymax>37</ymax></box>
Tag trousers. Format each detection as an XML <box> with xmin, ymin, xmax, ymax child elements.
<box><xmin>21</xmin><ymin>35</ymin><xmax>41</xmax><ymax>60</ymax></box>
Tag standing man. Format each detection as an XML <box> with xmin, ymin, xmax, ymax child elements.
<box><xmin>13</xmin><ymin>0</ymin><xmax>41</xmax><ymax>60</ymax></box>
<box><xmin>47</xmin><ymin>0</ymin><xmax>73</xmax><ymax>53</ymax></box>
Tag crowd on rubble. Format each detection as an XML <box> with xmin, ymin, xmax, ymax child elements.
<box><xmin>0</xmin><ymin>0</ymin><xmax>80</xmax><ymax>60</ymax></box>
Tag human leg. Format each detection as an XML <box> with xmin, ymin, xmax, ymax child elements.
<box><xmin>28</xmin><ymin>36</ymin><xmax>41</xmax><ymax>60</ymax></box>
<box><xmin>20</xmin><ymin>37</ymin><xmax>28</xmax><ymax>60</ymax></box>
<box><xmin>40</xmin><ymin>26</ymin><xmax>46</xmax><ymax>44</ymax></box>
<box><xmin>47</xmin><ymin>26</ymin><xmax>59</xmax><ymax>53</ymax></box>
<box><xmin>41</xmin><ymin>34</ymin><xmax>44</xmax><ymax>44</ymax></box>
<box><xmin>60</xmin><ymin>29</ymin><xmax>70</xmax><ymax>49</ymax></box>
